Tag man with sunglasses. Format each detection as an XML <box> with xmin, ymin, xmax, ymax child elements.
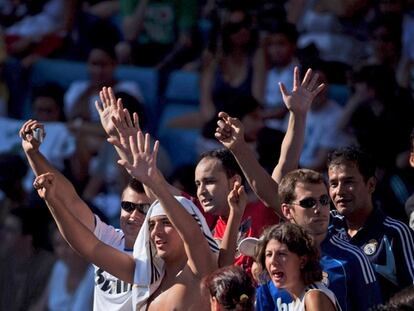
<box><xmin>255</xmin><ymin>168</ymin><xmax>382</xmax><ymax>311</ymax></box>
<box><xmin>20</xmin><ymin>119</ymin><xmax>151</xmax><ymax>311</ymax></box>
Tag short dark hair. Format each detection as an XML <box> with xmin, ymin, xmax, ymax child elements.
<box><xmin>278</xmin><ymin>169</ymin><xmax>326</xmax><ymax>204</ymax></box>
<box><xmin>199</xmin><ymin>149</ymin><xmax>244</xmax><ymax>181</ymax></box>
<box><xmin>203</xmin><ymin>265</ymin><xmax>255</xmax><ymax>311</ymax></box>
<box><xmin>264</xmin><ymin>21</ymin><xmax>299</xmax><ymax>44</ymax></box>
<box><xmin>127</xmin><ymin>178</ymin><xmax>145</xmax><ymax>194</ymax></box>
<box><xmin>9</xmin><ymin>207</ymin><xmax>52</xmax><ymax>251</ymax></box>
<box><xmin>327</xmin><ymin>146</ymin><xmax>376</xmax><ymax>182</ymax></box>
<box><xmin>255</xmin><ymin>222</ymin><xmax>322</xmax><ymax>286</ymax></box>
<box><xmin>410</xmin><ymin>128</ymin><xmax>414</xmax><ymax>152</ymax></box>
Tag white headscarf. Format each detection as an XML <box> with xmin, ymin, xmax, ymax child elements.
<box><xmin>132</xmin><ymin>196</ymin><xmax>219</xmax><ymax>310</ymax></box>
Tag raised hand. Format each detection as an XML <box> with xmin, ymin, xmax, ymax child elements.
<box><xmin>215</xmin><ymin>111</ymin><xmax>246</xmax><ymax>151</ymax></box>
<box><xmin>95</xmin><ymin>87</ymin><xmax>141</xmax><ymax>137</ymax></box>
<box><xmin>279</xmin><ymin>66</ymin><xmax>326</xmax><ymax>115</ymax></box>
<box><xmin>117</xmin><ymin>131</ymin><xmax>160</xmax><ymax>185</ymax></box>
<box><xmin>227</xmin><ymin>182</ymin><xmax>247</xmax><ymax>218</ymax></box>
<box><xmin>20</xmin><ymin>119</ymin><xmax>45</xmax><ymax>153</ymax></box>
<box><xmin>33</xmin><ymin>172</ymin><xmax>56</xmax><ymax>200</ymax></box>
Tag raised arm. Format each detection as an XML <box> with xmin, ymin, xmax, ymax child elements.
<box><xmin>215</xmin><ymin>67</ymin><xmax>325</xmax><ymax>215</ymax></box>
<box><xmin>34</xmin><ymin>173</ymin><xmax>135</xmax><ymax>283</ymax></box>
<box><xmin>218</xmin><ymin>182</ymin><xmax>246</xmax><ymax>267</ymax></box>
<box><xmin>117</xmin><ymin>131</ymin><xmax>217</xmax><ymax>276</ymax></box>
<box><xmin>20</xmin><ymin>120</ymin><xmax>95</xmax><ymax>231</ymax></box>
<box><xmin>272</xmin><ymin>67</ymin><xmax>325</xmax><ymax>183</ymax></box>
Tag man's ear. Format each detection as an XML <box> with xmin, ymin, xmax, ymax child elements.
<box><xmin>281</xmin><ymin>203</ymin><xmax>293</xmax><ymax>221</ymax></box>
<box><xmin>409</xmin><ymin>152</ymin><xmax>414</xmax><ymax>168</ymax></box>
<box><xmin>367</xmin><ymin>176</ymin><xmax>377</xmax><ymax>195</ymax></box>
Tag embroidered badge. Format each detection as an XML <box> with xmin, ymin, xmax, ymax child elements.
<box><xmin>363</xmin><ymin>239</ymin><xmax>378</xmax><ymax>256</ymax></box>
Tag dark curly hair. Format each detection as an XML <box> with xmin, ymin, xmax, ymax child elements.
<box><xmin>255</xmin><ymin>222</ymin><xmax>322</xmax><ymax>286</ymax></box>
<box><xmin>203</xmin><ymin>265</ymin><xmax>255</xmax><ymax>311</ymax></box>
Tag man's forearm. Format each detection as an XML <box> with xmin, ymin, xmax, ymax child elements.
<box><xmin>231</xmin><ymin>143</ymin><xmax>281</xmax><ymax>215</ymax></box>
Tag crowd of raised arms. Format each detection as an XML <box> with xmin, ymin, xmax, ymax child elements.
<box><xmin>1</xmin><ymin>1</ymin><xmax>414</xmax><ymax>311</ymax></box>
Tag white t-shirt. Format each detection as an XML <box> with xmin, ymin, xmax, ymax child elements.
<box><xmin>299</xmin><ymin>99</ymin><xmax>347</xmax><ymax>168</ymax></box>
<box><xmin>93</xmin><ymin>215</ymin><xmax>133</xmax><ymax>311</ymax></box>
<box><xmin>48</xmin><ymin>261</ymin><xmax>95</xmax><ymax>311</ymax></box>
<box><xmin>64</xmin><ymin>81</ymin><xmax>144</xmax><ymax>122</ymax></box>
<box><xmin>264</xmin><ymin>62</ymin><xmax>296</xmax><ymax>131</ymax></box>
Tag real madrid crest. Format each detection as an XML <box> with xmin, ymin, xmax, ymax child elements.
<box><xmin>321</xmin><ymin>271</ymin><xmax>329</xmax><ymax>287</ymax></box>
<box><xmin>363</xmin><ymin>239</ymin><xmax>378</xmax><ymax>256</ymax></box>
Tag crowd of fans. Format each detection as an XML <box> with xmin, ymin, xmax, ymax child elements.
<box><xmin>0</xmin><ymin>0</ymin><xmax>414</xmax><ymax>310</ymax></box>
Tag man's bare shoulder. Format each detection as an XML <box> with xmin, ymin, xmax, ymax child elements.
<box><xmin>147</xmin><ymin>264</ymin><xmax>210</xmax><ymax>311</ymax></box>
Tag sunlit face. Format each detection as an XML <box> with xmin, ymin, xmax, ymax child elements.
<box><xmin>119</xmin><ymin>187</ymin><xmax>150</xmax><ymax>242</ymax></box>
<box><xmin>87</xmin><ymin>48</ymin><xmax>116</xmax><ymax>86</ymax></box>
<box><xmin>283</xmin><ymin>182</ymin><xmax>330</xmax><ymax>237</ymax></box>
<box><xmin>195</xmin><ymin>157</ymin><xmax>233</xmax><ymax>217</ymax></box>
<box><xmin>265</xmin><ymin>239</ymin><xmax>305</xmax><ymax>291</ymax></box>
<box><xmin>149</xmin><ymin>216</ymin><xmax>184</xmax><ymax>260</ymax></box>
<box><xmin>33</xmin><ymin>97</ymin><xmax>61</xmax><ymax>122</ymax></box>
<box><xmin>266</xmin><ymin>34</ymin><xmax>295</xmax><ymax>67</ymax></box>
<box><xmin>328</xmin><ymin>162</ymin><xmax>375</xmax><ymax>218</ymax></box>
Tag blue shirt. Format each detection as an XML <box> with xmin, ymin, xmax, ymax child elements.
<box><xmin>330</xmin><ymin>207</ymin><xmax>414</xmax><ymax>301</ymax></box>
<box><xmin>256</xmin><ymin>235</ymin><xmax>382</xmax><ymax>311</ymax></box>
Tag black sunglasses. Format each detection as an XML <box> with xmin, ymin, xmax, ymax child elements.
<box><xmin>121</xmin><ymin>201</ymin><xmax>151</xmax><ymax>214</ymax></box>
<box><xmin>290</xmin><ymin>194</ymin><xmax>330</xmax><ymax>209</ymax></box>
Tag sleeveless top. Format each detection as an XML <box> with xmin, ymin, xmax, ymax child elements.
<box><xmin>290</xmin><ymin>282</ymin><xmax>342</xmax><ymax>311</ymax></box>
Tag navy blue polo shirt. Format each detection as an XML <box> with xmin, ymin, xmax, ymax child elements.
<box><xmin>329</xmin><ymin>207</ymin><xmax>414</xmax><ymax>301</ymax></box>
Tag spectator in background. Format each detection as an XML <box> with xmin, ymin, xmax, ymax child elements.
<box><xmin>0</xmin><ymin>207</ymin><xmax>55</xmax><ymax>311</ymax></box>
<box><xmin>0</xmin><ymin>153</ymin><xmax>29</xmax><ymax>217</ymax></box>
<box><xmin>262</xmin><ymin>21</ymin><xmax>299</xmax><ymax>131</ymax></box>
<box><xmin>167</xmin><ymin>7</ymin><xmax>264</xmax><ymax>129</ymax></box>
<box><xmin>64</xmin><ymin>45</ymin><xmax>143</xmax><ymax>189</ymax></box>
<box><xmin>32</xmin><ymin>83</ymin><xmax>66</xmax><ymax>122</ymax></box>
<box><xmin>3</xmin><ymin>0</ymin><xmax>74</xmax><ymax>67</ymax></box>
<box><xmin>116</xmin><ymin>0</ymin><xmax>198</xmax><ymax>69</ymax></box>
<box><xmin>35</xmin><ymin>225</ymin><xmax>94</xmax><ymax>311</ymax></box>
<box><xmin>296</xmin><ymin>60</ymin><xmax>348</xmax><ymax>172</ymax></box>
<box><xmin>203</xmin><ymin>265</ymin><xmax>255</xmax><ymax>311</ymax></box>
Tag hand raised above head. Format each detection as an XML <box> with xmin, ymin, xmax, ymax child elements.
<box><xmin>20</xmin><ymin>119</ymin><xmax>45</xmax><ymax>152</ymax></box>
<box><xmin>215</xmin><ymin>111</ymin><xmax>246</xmax><ymax>151</ymax></box>
<box><xmin>117</xmin><ymin>131</ymin><xmax>161</xmax><ymax>186</ymax></box>
<box><xmin>96</xmin><ymin>86</ymin><xmax>133</xmax><ymax>136</ymax></box>
<box><xmin>279</xmin><ymin>66</ymin><xmax>326</xmax><ymax>115</ymax></box>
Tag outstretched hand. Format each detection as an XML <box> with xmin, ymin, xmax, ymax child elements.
<box><xmin>117</xmin><ymin>131</ymin><xmax>161</xmax><ymax>186</ymax></box>
<box><xmin>95</xmin><ymin>87</ymin><xmax>141</xmax><ymax>137</ymax></box>
<box><xmin>33</xmin><ymin>172</ymin><xmax>56</xmax><ymax>200</ymax></box>
<box><xmin>279</xmin><ymin>66</ymin><xmax>326</xmax><ymax>115</ymax></box>
<box><xmin>107</xmin><ymin>106</ymin><xmax>140</xmax><ymax>162</ymax></box>
<box><xmin>215</xmin><ymin>112</ymin><xmax>246</xmax><ymax>151</ymax></box>
<box><xmin>20</xmin><ymin>119</ymin><xmax>45</xmax><ymax>153</ymax></box>
<box><xmin>227</xmin><ymin>182</ymin><xmax>246</xmax><ymax>217</ymax></box>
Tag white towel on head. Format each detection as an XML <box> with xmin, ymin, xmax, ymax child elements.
<box><xmin>132</xmin><ymin>196</ymin><xmax>219</xmax><ymax>311</ymax></box>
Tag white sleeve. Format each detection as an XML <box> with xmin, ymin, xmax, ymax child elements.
<box><xmin>93</xmin><ymin>215</ymin><xmax>125</xmax><ymax>249</ymax></box>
